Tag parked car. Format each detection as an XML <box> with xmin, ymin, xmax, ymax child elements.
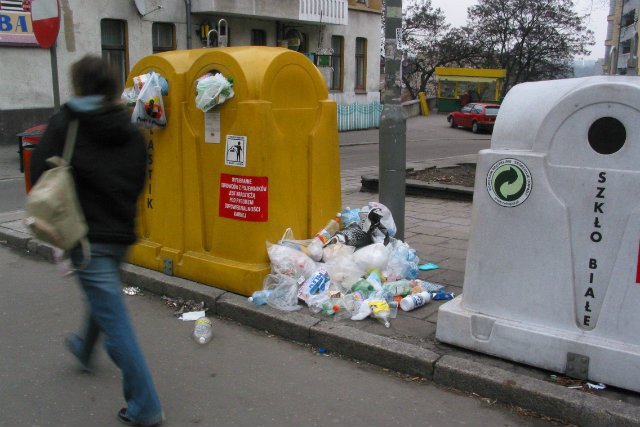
<box><xmin>447</xmin><ymin>102</ymin><xmax>500</xmax><ymax>133</ymax></box>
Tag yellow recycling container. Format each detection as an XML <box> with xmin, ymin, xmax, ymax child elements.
<box><xmin>128</xmin><ymin>47</ymin><xmax>341</xmax><ymax>296</ymax></box>
<box><xmin>125</xmin><ymin>50</ymin><xmax>203</xmax><ymax>274</ymax></box>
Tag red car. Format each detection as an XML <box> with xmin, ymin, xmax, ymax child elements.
<box><xmin>447</xmin><ymin>102</ymin><xmax>500</xmax><ymax>133</ymax></box>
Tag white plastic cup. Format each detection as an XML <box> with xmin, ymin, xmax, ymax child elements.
<box><xmin>400</xmin><ymin>291</ymin><xmax>432</xmax><ymax>311</ymax></box>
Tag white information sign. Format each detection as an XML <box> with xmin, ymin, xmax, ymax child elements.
<box><xmin>225</xmin><ymin>135</ymin><xmax>247</xmax><ymax>167</ymax></box>
<box><xmin>204</xmin><ymin>110</ymin><xmax>221</xmax><ymax>144</ymax></box>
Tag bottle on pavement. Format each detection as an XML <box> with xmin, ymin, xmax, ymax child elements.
<box><xmin>248</xmin><ymin>289</ymin><xmax>272</xmax><ymax>306</ymax></box>
<box><xmin>400</xmin><ymin>291</ymin><xmax>432</xmax><ymax>312</ymax></box>
<box><xmin>193</xmin><ymin>317</ymin><xmax>213</xmax><ymax>344</ymax></box>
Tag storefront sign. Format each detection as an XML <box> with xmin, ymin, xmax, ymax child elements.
<box><xmin>0</xmin><ymin>9</ymin><xmax>38</xmax><ymax>46</ymax></box>
<box><xmin>219</xmin><ymin>173</ymin><xmax>268</xmax><ymax>222</ymax></box>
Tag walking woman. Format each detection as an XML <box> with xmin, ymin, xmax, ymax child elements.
<box><xmin>30</xmin><ymin>55</ymin><xmax>163</xmax><ymax>426</ymax></box>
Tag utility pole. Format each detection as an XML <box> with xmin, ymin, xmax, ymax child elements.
<box><xmin>379</xmin><ymin>0</ymin><xmax>406</xmax><ymax>240</ymax></box>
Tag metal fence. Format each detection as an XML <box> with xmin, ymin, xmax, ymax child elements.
<box><xmin>336</xmin><ymin>102</ymin><xmax>383</xmax><ymax>131</ymax></box>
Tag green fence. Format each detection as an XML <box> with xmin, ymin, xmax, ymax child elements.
<box><xmin>337</xmin><ymin>102</ymin><xmax>383</xmax><ymax>131</ymax></box>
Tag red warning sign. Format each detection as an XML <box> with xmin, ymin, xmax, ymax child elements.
<box><xmin>219</xmin><ymin>173</ymin><xmax>268</xmax><ymax>222</ymax></box>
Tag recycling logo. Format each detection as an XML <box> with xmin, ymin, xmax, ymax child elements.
<box><xmin>486</xmin><ymin>158</ymin><xmax>532</xmax><ymax>207</ymax></box>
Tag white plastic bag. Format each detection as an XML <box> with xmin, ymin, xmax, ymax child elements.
<box><xmin>195</xmin><ymin>73</ymin><xmax>234</xmax><ymax>112</ymax></box>
<box><xmin>132</xmin><ymin>72</ymin><xmax>167</xmax><ymax>129</ymax></box>
<box><xmin>352</xmin><ymin>243</ymin><xmax>391</xmax><ymax>273</ymax></box>
<box><xmin>362</xmin><ymin>202</ymin><xmax>397</xmax><ymax>244</ymax></box>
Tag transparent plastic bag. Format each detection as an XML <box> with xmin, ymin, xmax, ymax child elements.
<box><xmin>383</xmin><ymin>240</ymin><xmax>420</xmax><ymax>281</ymax></box>
<box><xmin>262</xmin><ymin>274</ymin><xmax>302</xmax><ymax>312</ymax></box>
<box><xmin>266</xmin><ymin>241</ymin><xmax>317</xmax><ymax>279</ymax></box>
<box><xmin>121</xmin><ymin>87</ymin><xmax>137</xmax><ymax>107</ymax></box>
<box><xmin>195</xmin><ymin>72</ymin><xmax>234</xmax><ymax>112</ymax></box>
<box><xmin>324</xmin><ymin>254</ymin><xmax>364</xmax><ymax>292</ymax></box>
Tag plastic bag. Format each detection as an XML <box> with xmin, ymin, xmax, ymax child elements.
<box><xmin>195</xmin><ymin>73</ymin><xmax>234</xmax><ymax>112</ymax></box>
<box><xmin>362</xmin><ymin>202</ymin><xmax>397</xmax><ymax>244</ymax></box>
<box><xmin>132</xmin><ymin>72</ymin><xmax>167</xmax><ymax>129</ymax></box>
<box><xmin>266</xmin><ymin>241</ymin><xmax>317</xmax><ymax>279</ymax></box>
<box><xmin>262</xmin><ymin>274</ymin><xmax>302</xmax><ymax>312</ymax></box>
<box><xmin>324</xmin><ymin>254</ymin><xmax>364</xmax><ymax>292</ymax></box>
<box><xmin>121</xmin><ymin>87</ymin><xmax>137</xmax><ymax>107</ymax></box>
<box><xmin>383</xmin><ymin>240</ymin><xmax>420</xmax><ymax>281</ymax></box>
<box><xmin>352</xmin><ymin>243</ymin><xmax>391</xmax><ymax>273</ymax></box>
<box><xmin>321</xmin><ymin>242</ymin><xmax>355</xmax><ymax>263</ymax></box>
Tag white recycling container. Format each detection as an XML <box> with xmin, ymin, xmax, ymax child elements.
<box><xmin>436</xmin><ymin>76</ymin><xmax>640</xmax><ymax>392</ymax></box>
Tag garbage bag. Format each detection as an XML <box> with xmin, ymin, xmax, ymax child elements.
<box><xmin>266</xmin><ymin>241</ymin><xmax>317</xmax><ymax>279</ymax></box>
<box><xmin>121</xmin><ymin>87</ymin><xmax>137</xmax><ymax>107</ymax></box>
<box><xmin>324</xmin><ymin>253</ymin><xmax>364</xmax><ymax>292</ymax></box>
<box><xmin>383</xmin><ymin>240</ymin><xmax>420</xmax><ymax>281</ymax></box>
<box><xmin>352</xmin><ymin>243</ymin><xmax>391</xmax><ymax>273</ymax></box>
<box><xmin>195</xmin><ymin>72</ymin><xmax>234</xmax><ymax>112</ymax></box>
<box><xmin>132</xmin><ymin>72</ymin><xmax>167</xmax><ymax>129</ymax></box>
<box><xmin>362</xmin><ymin>202</ymin><xmax>396</xmax><ymax>244</ymax></box>
<box><xmin>262</xmin><ymin>274</ymin><xmax>302</xmax><ymax>312</ymax></box>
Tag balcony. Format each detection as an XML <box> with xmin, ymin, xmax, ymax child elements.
<box><xmin>191</xmin><ymin>0</ymin><xmax>348</xmax><ymax>25</ymax></box>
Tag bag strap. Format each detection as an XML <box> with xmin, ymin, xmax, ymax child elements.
<box><xmin>62</xmin><ymin>119</ymin><xmax>79</xmax><ymax>163</ymax></box>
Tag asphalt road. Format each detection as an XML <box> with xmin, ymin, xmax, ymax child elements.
<box><xmin>0</xmin><ymin>246</ymin><xmax>560</xmax><ymax>427</ymax></box>
<box><xmin>338</xmin><ymin>114</ymin><xmax>491</xmax><ymax>169</ymax></box>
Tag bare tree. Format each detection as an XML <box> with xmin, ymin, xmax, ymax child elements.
<box><xmin>467</xmin><ymin>0</ymin><xmax>595</xmax><ymax>91</ymax></box>
<box><xmin>402</xmin><ymin>0</ymin><xmax>483</xmax><ymax>98</ymax></box>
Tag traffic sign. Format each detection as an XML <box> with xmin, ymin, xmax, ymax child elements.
<box><xmin>31</xmin><ymin>0</ymin><xmax>60</xmax><ymax>49</ymax></box>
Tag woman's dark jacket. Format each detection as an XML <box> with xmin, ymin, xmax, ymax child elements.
<box><xmin>30</xmin><ymin>101</ymin><xmax>147</xmax><ymax>245</ymax></box>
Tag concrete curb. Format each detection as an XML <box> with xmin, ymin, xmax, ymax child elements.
<box><xmin>361</xmin><ymin>175</ymin><xmax>474</xmax><ymax>201</ymax></box>
<box><xmin>2</xmin><ymin>225</ymin><xmax>640</xmax><ymax>426</ymax></box>
<box><xmin>434</xmin><ymin>356</ymin><xmax>640</xmax><ymax>427</ymax></box>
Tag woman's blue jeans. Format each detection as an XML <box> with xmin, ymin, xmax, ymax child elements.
<box><xmin>70</xmin><ymin>243</ymin><xmax>163</xmax><ymax>425</ymax></box>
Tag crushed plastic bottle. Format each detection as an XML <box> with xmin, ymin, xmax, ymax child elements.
<box><xmin>382</xmin><ymin>279</ymin><xmax>413</xmax><ymax>296</ymax></box>
<box><xmin>368</xmin><ymin>299</ymin><xmax>393</xmax><ymax>328</ymax></box>
<box><xmin>248</xmin><ymin>289</ymin><xmax>272</xmax><ymax>306</ymax></box>
<box><xmin>411</xmin><ymin>279</ymin><xmax>445</xmax><ymax>294</ymax></box>
<box><xmin>193</xmin><ymin>317</ymin><xmax>213</xmax><ymax>344</ymax></box>
<box><xmin>431</xmin><ymin>291</ymin><xmax>455</xmax><ymax>301</ymax></box>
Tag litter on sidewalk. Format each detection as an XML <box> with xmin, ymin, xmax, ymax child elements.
<box><xmin>252</xmin><ymin>202</ymin><xmax>452</xmax><ymax>328</ymax></box>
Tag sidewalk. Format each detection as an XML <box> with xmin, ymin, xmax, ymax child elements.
<box><xmin>3</xmin><ymin>155</ymin><xmax>640</xmax><ymax>426</ymax></box>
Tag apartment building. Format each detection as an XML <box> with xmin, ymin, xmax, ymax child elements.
<box><xmin>0</xmin><ymin>0</ymin><xmax>382</xmax><ymax>144</ymax></box>
<box><xmin>604</xmin><ymin>0</ymin><xmax>639</xmax><ymax>75</ymax></box>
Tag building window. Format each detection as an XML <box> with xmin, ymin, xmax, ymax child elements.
<box><xmin>101</xmin><ymin>19</ymin><xmax>128</xmax><ymax>84</ymax></box>
<box><xmin>355</xmin><ymin>37</ymin><xmax>367</xmax><ymax>92</ymax></box>
<box><xmin>330</xmin><ymin>35</ymin><xmax>343</xmax><ymax>91</ymax></box>
<box><xmin>152</xmin><ymin>23</ymin><xmax>175</xmax><ymax>52</ymax></box>
<box><xmin>252</xmin><ymin>29</ymin><xmax>267</xmax><ymax>46</ymax></box>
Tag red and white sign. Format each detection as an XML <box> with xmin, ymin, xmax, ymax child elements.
<box><xmin>31</xmin><ymin>0</ymin><xmax>59</xmax><ymax>48</ymax></box>
<box><xmin>219</xmin><ymin>174</ymin><xmax>268</xmax><ymax>222</ymax></box>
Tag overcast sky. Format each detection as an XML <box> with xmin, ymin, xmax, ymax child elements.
<box><xmin>427</xmin><ymin>0</ymin><xmax>609</xmax><ymax>60</ymax></box>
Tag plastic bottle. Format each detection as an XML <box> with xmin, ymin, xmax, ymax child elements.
<box><xmin>382</xmin><ymin>279</ymin><xmax>413</xmax><ymax>296</ymax></box>
<box><xmin>248</xmin><ymin>289</ymin><xmax>272</xmax><ymax>306</ymax></box>
<box><xmin>193</xmin><ymin>317</ymin><xmax>213</xmax><ymax>344</ymax></box>
<box><xmin>306</xmin><ymin>219</ymin><xmax>340</xmax><ymax>261</ymax></box>
<box><xmin>411</xmin><ymin>279</ymin><xmax>444</xmax><ymax>294</ymax></box>
<box><xmin>400</xmin><ymin>291</ymin><xmax>432</xmax><ymax>312</ymax></box>
<box><xmin>307</xmin><ymin>294</ymin><xmax>339</xmax><ymax>315</ymax></box>
<box><xmin>368</xmin><ymin>300</ymin><xmax>392</xmax><ymax>328</ymax></box>
<box><xmin>351</xmin><ymin>279</ymin><xmax>374</xmax><ymax>294</ymax></box>
<box><xmin>337</xmin><ymin>207</ymin><xmax>360</xmax><ymax>229</ymax></box>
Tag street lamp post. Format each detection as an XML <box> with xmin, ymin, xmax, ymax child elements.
<box><xmin>379</xmin><ymin>0</ymin><xmax>406</xmax><ymax>240</ymax></box>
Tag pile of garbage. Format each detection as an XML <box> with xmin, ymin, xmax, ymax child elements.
<box><xmin>250</xmin><ymin>202</ymin><xmax>454</xmax><ymax>328</ymax></box>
